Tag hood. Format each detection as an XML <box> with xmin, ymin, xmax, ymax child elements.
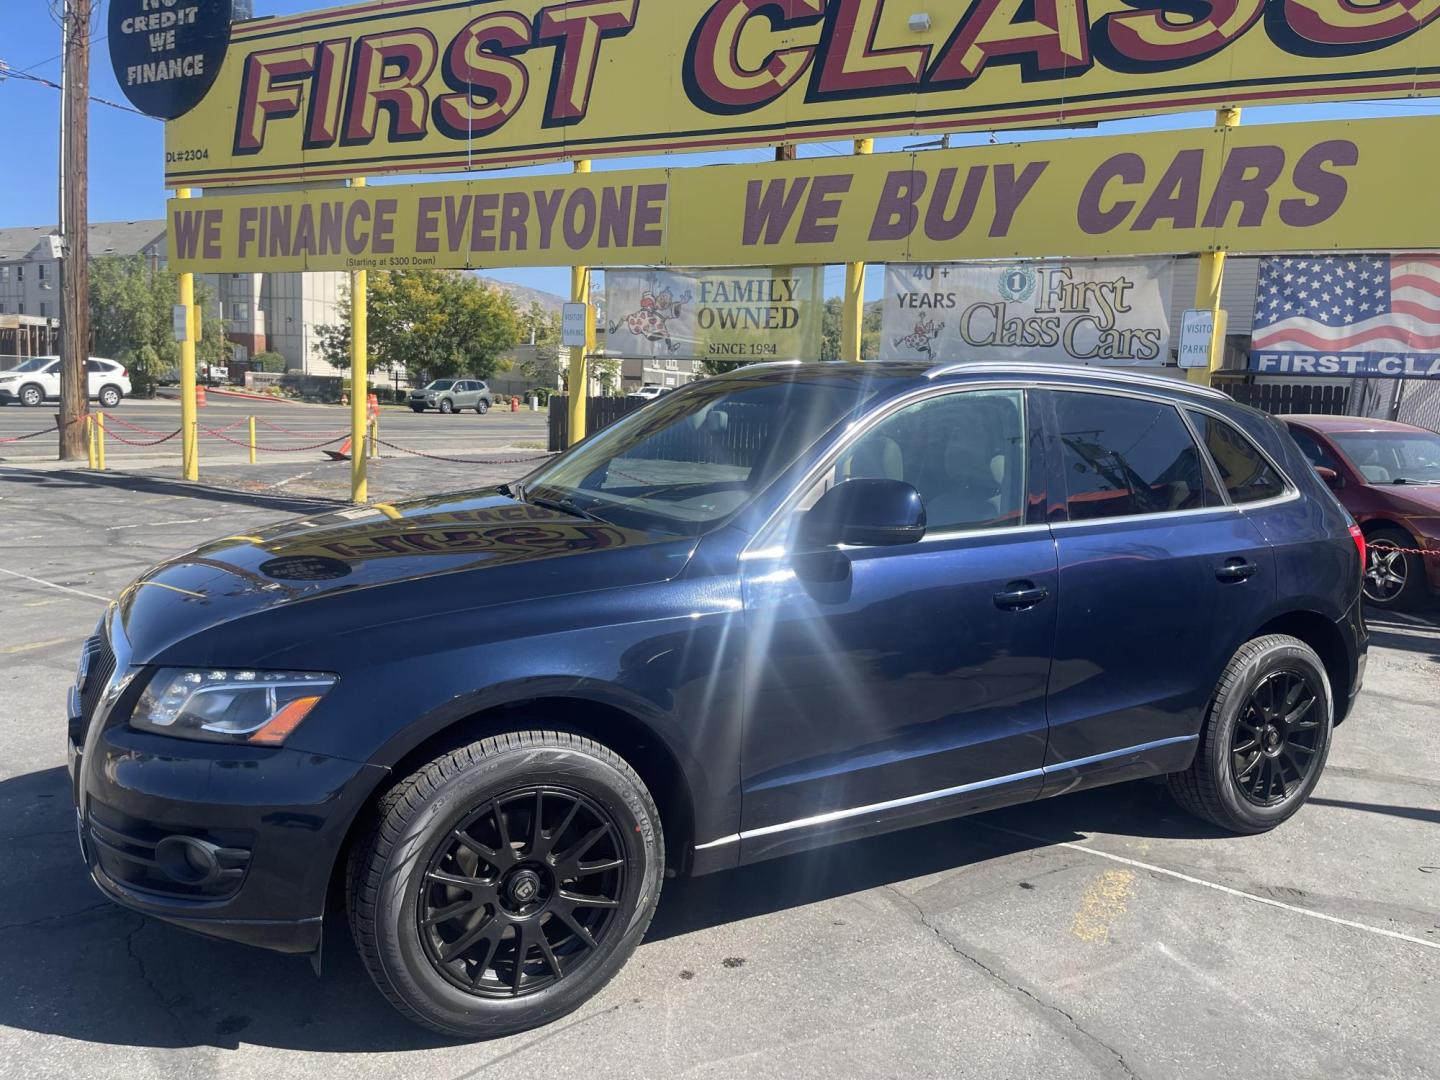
<box><xmin>114</xmin><ymin>488</ymin><xmax>697</xmax><ymax>662</ymax></box>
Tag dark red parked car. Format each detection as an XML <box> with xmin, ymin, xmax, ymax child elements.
<box><xmin>1284</xmin><ymin>415</ymin><xmax>1440</xmax><ymax>609</ymax></box>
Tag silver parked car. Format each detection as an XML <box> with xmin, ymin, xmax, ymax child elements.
<box><xmin>408</xmin><ymin>379</ymin><xmax>494</xmax><ymax>415</ymax></box>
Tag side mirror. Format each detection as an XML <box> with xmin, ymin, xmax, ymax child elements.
<box><xmin>796</xmin><ymin>479</ymin><xmax>926</xmax><ymax>550</ymax></box>
<box><xmin>1314</xmin><ymin>465</ymin><xmax>1343</xmax><ymax>490</ymax></box>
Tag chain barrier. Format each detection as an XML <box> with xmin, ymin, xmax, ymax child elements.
<box><xmin>0</xmin><ymin>424</ymin><xmax>59</xmax><ymax>444</ymax></box>
<box><xmin>202</xmin><ymin>427</ymin><xmax>350</xmax><ymax>453</ymax></box>
<box><xmin>104</xmin><ymin>427</ymin><xmax>181</xmax><ymax>448</ymax></box>
<box><xmin>372</xmin><ymin>438</ymin><xmax>556</xmax><ymax>466</ymax></box>
<box><xmin>255</xmin><ymin>417</ymin><xmax>350</xmax><ymax>439</ymax></box>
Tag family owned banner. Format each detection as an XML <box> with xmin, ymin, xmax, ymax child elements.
<box><xmin>881</xmin><ymin>260</ymin><xmax>1175</xmax><ymax>367</ymax></box>
<box><xmin>605</xmin><ymin>267</ymin><xmax>823</xmax><ymax>362</ymax></box>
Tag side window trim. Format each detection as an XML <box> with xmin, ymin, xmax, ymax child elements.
<box><xmin>1184</xmin><ymin>406</ymin><xmax>1298</xmax><ymax>506</ymax></box>
<box><xmin>748</xmin><ymin>383</ymin><xmax>1044</xmax><ymax>553</ymax></box>
<box><xmin>1177</xmin><ymin>406</ymin><xmax>1234</xmax><ymax>508</ymax></box>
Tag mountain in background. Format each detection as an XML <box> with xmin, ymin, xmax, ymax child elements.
<box><xmin>474</xmin><ymin>276</ymin><xmax>569</xmax><ymax>316</ymax></box>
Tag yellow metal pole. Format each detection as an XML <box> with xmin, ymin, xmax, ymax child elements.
<box><xmin>568</xmin><ymin>160</ymin><xmax>592</xmax><ymax>448</ymax></box>
<box><xmin>86</xmin><ymin>415</ymin><xmax>95</xmax><ymax>469</ymax></box>
<box><xmin>842</xmin><ymin>138</ymin><xmax>874</xmax><ymax>364</ymax></box>
<box><xmin>1188</xmin><ymin>108</ymin><xmax>1242</xmax><ymax>386</ymax></box>
<box><xmin>248</xmin><ymin>415</ymin><xmax>257</xmax><ymax>465</ymax></box>
<box><xmin>95</xmin><ymin>411</ymin><xmax>105</xmax><ymax>471</ymax></box>
<box><xmin>177</xmin><ymin>188</ymin><xmax>199</xmax><ymax>480</ymax></box>
<box><xmin>350</xmin><ymin>177</ymin><xmax>369</xmax><ymax>502</ymax></box>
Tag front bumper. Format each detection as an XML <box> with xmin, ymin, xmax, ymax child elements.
<box><xmin>70</xmin><ymin>686</ymin><xmax>388</xmax><ymax>955</ymax></box>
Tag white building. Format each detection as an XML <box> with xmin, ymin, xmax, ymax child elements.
<box><xmin>0</xmin><ymin>220</ymin><xmax>347</xmax><ymax>375</ymax></box>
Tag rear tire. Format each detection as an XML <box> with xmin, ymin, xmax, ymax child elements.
<box><xmin>1363</xmin><ymin>526</ymin><xmax>1425</xmax><ymax>610</ymax></box>
<box><xmin>347</xmin><ymin>730</ymin><xmax>663</xmax><ymax>1039</ymax></box>
<box><xmin>476</xmin><ymin>400</ymin><xmax>489</xmax><ymax>415</ymax></box>
<box><xmin>98</xmin><ymin>385</ymin><xmax>122</xmax><ymax>409</ymax></box>
<box><xmin>1168</xmin><ymin>634</ymin><xmax>1332</xmax><ymax>835</ymax></box>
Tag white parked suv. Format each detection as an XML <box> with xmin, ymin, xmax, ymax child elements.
<box><xmin>0</xmin><ymin>356</ymin><xmax>131</xmax><ymax>408</ymax></box>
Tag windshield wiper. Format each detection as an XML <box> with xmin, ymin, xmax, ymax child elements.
<box><xmin>1392</xmin><ymin>477</ymin><xmax>1440</xmax><ymax>485</ymax></box>
<box><xmin>525</xmin><ymin>493</ymin><xmax>610</xmax><ymax>524</ymax></box>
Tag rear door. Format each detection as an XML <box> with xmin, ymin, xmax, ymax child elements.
<box><xmin>1039</xmin><ymin>389</ymin><xmax>1276</xmax><ymax>793</ymax></box>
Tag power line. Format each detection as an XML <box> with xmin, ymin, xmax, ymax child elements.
<box><xmin>0</xmin><ymin>57</ymin><xmax>153</xmax><ymax>117</ymax></box>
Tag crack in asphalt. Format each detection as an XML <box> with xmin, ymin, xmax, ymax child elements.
<box><xmin>0</xmin><ymin>900</ymin><xmax>116</xmax><ymax>933</ymax></box>
<box><xmin>125</xmin><ymin>916</ymin><xmax>192</xmax><ymax>1039</ymax></box>
<box><xmin>883</xmin><ymin>886</ymin><xmax>1140</xmax><ymax>1080</ymax></box>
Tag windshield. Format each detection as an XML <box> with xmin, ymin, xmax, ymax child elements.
<box><xmin>1332</xmin><ymin>430</ymin><xmax>1440</xmax><ymax>484</ymax></box>
<box><xmin>7</xmin><ymin>357</ymin><xmax>55</xmax><ymax>373</ymax></box>
<box><xmin>522</xmin><ymin>375</ymin><xmax>877</xmax><ymax>535</ymax></box>
<box><xmin>426</xmin><ymin>380</ymin><xmax>456</xmax><ymax>391</ymax></box>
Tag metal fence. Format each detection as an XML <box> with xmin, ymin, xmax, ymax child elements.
<box><xmin>1343</xmin><ymin>378</ymin><xmax>1440</xmax><ymax>432</ymax></box>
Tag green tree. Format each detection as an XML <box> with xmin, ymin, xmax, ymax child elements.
<box><xmin>517</xmin><ymin>301</ymin><xmax>564</xmax><ymax>387</ymax></box>
<box><xmin>819</xmin><ymin>297</ymin><xmax>883</xmax><ymax>362</ymax></box>
<box><xmin>316</xmin><ymin>270</ymin><xmax>521</xmax><ymax>382</ymax></box>
<box><xmin>87</xmin><ymin>257</ymin><xmax>231</xmax><ymax>396</ymax></box>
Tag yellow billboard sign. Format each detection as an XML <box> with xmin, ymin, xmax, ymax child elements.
<box><xmin>164</xmin><ymin>0</ymin><xmax>1440</xmax><ymax>188</ymax></box>
<box><xmin>168</xmin><ymin>116</ymin><xmax>1440</xmax><ymax>273</ymax></box>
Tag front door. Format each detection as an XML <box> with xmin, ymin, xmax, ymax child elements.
<box><xmin>1038</xmin><ymin>389</ymin><xmax>1278</xmax><ymax>793</ymax></box>
<box><xmin>739</xmin><ymin>387</ymin><xmax>1056</xmax><ymax>861</ymax></box>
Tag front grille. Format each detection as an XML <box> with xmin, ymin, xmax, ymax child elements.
<box><xmin>79</xmin><ymin>635</ymin><xmax>116</xmax><ymax>726</ymax></box>
<box><xmin>69</xmin><ymin>634</ymin><xmax>116</xmax><ymax>747</ymax></box>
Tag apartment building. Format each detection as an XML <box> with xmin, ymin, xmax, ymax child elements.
<box><xmin>0</xmin><ymin>220</ymin><xmax>347</xmax><ymax>375</ymax></box>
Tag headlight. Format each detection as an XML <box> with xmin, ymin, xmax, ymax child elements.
<box><xmin>131</xmin><ymin>668</ymin><xmax>336</xmax><ymax>745</ymax></box>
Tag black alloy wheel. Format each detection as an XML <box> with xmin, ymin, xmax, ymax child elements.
<box><xmin>418</xmin><ymin>786</ymin><xmax>626</xmax><ymax>998</ymax></box>
<box><xmin>1229</xmin><ymin>669</ymin><xmax>1323</xmax><ymax>807</ymax></box>
<box><xmin>1168</xmin><ymin>634</ymin><xmax>1332</xmax><ymax>834</ymax></box>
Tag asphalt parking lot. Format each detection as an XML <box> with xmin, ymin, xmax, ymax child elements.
<box><xmin>0</xmin><ymin>460</ymin><xmax>1436</xmax><ymax>1080</ymax></box>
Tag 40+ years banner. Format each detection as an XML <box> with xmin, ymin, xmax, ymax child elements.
<box><xmin>881</xmin><ymin>261</ymin><xmax>1175</xmax><ymax>367</ymax></box>
<box><xmin>605</xmin><ymin>268</ymin><xmax>823</xmax><ymax>362</ymax></box>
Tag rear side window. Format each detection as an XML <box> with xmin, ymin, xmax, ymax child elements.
<box><xmin>1187</xmin><ymin>411</ymin><xmax>1287</xmax><ymax>504</ymax></box>
<box><xmin>1054</xmin><ymin>392</ymin><xmax>1220</xmax><ymax>521</ymax></box>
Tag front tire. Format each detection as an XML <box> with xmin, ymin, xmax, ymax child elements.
<box><xmin>348</xmin><ymin>730</ymin><xmax>663</xmax><ymax>1039</ymax></box>
<box><xmin>19</xmin><ymin>384</ymin><xmax>43</xmax><ymax>407</ymax></box>
<box><xmin>1168</xmin><ymin>634</ymin><xmax>1332</xmax><ymax>835</ymax></box>
<box><xmin>1363</xmin><ymin>527</ymin><xmax>1425</xmax><ymax>610</ymax></box>
<box><xmin>439</xmin><ymin>399</ymin><xmax>454</xmax><ymax>414</ymax></box>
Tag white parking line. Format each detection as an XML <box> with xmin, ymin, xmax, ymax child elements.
<box><xmin>0</xmin><ymin>567</ymin><xmax>110</xmax><ymax>604</ymax></box>
<box><xmin>980</xmin><ymin>821</ymin><xmax>1440</xmax><ymax>953</ymax></box>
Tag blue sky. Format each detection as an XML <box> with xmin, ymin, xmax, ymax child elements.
<box><xmin>3</xmin><ymin>0</ymin><xmax>1437</xmax><ymax>300</ymax></box>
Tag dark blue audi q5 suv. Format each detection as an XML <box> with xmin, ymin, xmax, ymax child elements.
<box><xmin>69</xmin><ymin>362</ymin><xmax>1366</xmax><ymax>1037</ymax></box>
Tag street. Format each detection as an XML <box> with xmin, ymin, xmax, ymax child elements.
<box><xmin>0</xmin><ymin>460</ymin><xmax>1435</xmax><ymax>1080</ymax></box>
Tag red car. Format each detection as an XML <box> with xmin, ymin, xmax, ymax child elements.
<box><xmin>1284</xmin><ymin>415</ymin><xmax>1440</xmax><ymax>609</ymax></box>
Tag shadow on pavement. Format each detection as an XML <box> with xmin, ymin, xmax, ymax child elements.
<box><xmin>0</xmin><ymin>764</ymin><xmax>1210</xmax><ymax>1053</ymax></box>
<box><xmin>0</xmin><ymin>468</ymin><xmax>346</xmax><ymax>514</ymax></box>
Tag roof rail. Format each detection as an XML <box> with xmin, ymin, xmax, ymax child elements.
<box><xmin>924</xmin><ymin>361</ymin><xmax>1231</xmax><ymax>401</ymax></box>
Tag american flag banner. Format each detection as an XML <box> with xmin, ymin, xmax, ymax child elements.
<box><xmin>1249</xmin><ymin>255</ymin><xmax>1440</xmax><ymax>379</ymax></box>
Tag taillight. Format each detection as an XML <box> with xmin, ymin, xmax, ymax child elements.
<box><xmin>120</xmin><ymin>367</ymin><xmax>127</xmax><ymax>378</ymax></box>
<box><xmin>1349</xmin><ymin>524</ymin><xmax>1366</xmax><ymax>573</ymax></box>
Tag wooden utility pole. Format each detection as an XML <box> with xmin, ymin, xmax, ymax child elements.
<box><xmin>57</xmin><ymin>0</ymin><xmax>90</xmax><ymax>460</ymax></box>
